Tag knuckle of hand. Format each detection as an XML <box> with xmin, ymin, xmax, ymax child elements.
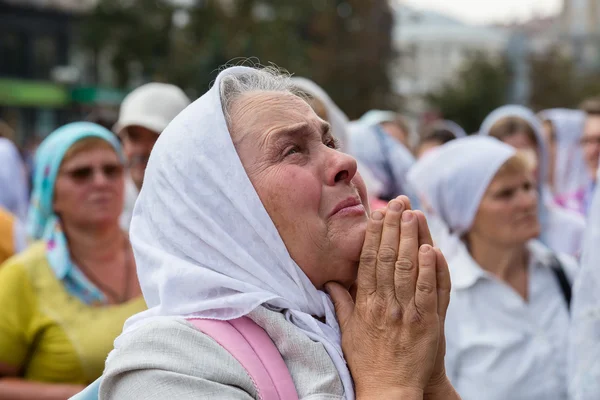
<box><xmin>360</xmin><ymin>250</ymin><xmax>378</xmax><ymax>265</ymax></box>
<box><xmin>395</xmin><ymin>256</ymin><xmax>415</xmax><ymax>271</ymax></box>
<box><xmin>417</xmin><ymin>281</ymin><xmax>435</xmax><ymax>294</ymax></box>
<box><xmin>377</xmin><ymin>247</ymin><xmax>398</xmax><ymax>264</ymax></box>
<box><xmin>384</xmin><ymin>219</ymin><xmax>400</xmax><ymax>229</ymax></box>
<box><xmin>367</xmin><ymin>220</ymin><xmax>382</xmax><ymax>232</ymax></box>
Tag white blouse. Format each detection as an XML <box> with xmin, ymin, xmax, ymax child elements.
<box><xmin>445</xmin><ymin>240</ymin><xmax>577</xmax><ymax>400</ymax></box>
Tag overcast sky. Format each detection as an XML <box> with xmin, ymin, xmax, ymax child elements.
<box><xmin>400</xmin><ymin>0</ymin><xmax>563</xmax><ymax>25</ymax></box>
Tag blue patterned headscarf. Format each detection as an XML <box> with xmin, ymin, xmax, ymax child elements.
<box><xmin>27</xmin><ymin>122</ymin><xmax>124</xmax><ymax>305</ymax></box>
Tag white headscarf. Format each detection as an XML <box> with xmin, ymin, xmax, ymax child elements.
<box><xmin>432</xmin><ymin>120</ymin><xmax>467</xmax><ymax>139</ymax></box>
<box><xmin>479</xmin><ymin>105</ymin><xmax>586</xmax><ymax>256</ymax></box>
<box><xmin>119</xmin><ymin>67</ymin><xmax>354</xmax><ymax>399</ymax></box>
<box><xmin>291</xmin><ymin>77</ymin><xmax>383</xmax><ymax>198</ymax></box>
<box><xmin>359</xmin><ymin>109</ymin><xmax>419</xmax><ymax>148</ymax></box>
<box><xmin>539</xmin><ymin>108</ymin><xmax>589</xmax><ymax>196</ymax></box>
<box><xmin>0</xmin><ymin>138</ymin><xmax>28</xmax><ymax>221</ymax></box>
<box><xmin>569</xmin><ymin>165</ymin><xmax>600</xmax><ymax>398</ymax></box>
<box><xmin>359</xmin><ymin>109</ymin><xmax>398</xmax><ymax>127</ymax></box>
<box><xmin>407</xmin><ymin>136</ymin><xmax>515</xmax><ymax>237</ymax></box>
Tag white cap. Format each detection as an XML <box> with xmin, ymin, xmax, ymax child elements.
<box><xmin>114</xmin><ymin>83</ymin><xmax>191</xmax><ymax>135</ymax></box>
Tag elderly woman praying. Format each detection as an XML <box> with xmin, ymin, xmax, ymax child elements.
<box><xmin>82</xmin><ymin>66</ymin><xmax>461</xmax><ymax>400</ymax></box>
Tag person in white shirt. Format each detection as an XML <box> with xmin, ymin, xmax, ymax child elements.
<box><xmin>114</xmin><ymin>83</ymin><xmax>190</xmax><ymax>231</ymax></box>
<box><xmin>569</xmin><ymin>165</ymin><xmax>600</xmax><ymax>400</ymax></box>
<box><xmin>408</xmin><ymin>136</ymin><xmax>577</xmax><ymax>400</ymax></box>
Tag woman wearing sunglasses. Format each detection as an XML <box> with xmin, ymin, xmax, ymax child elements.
<box><xmin>0</xmin><ymin>122</ymin><xmax>145</xmax><ymax>399</ymax></box>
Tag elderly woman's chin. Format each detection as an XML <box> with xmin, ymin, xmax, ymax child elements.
<box><xmin>327</xmin><ymin>215</ymin><xmax>369</xmax><ymax>288</ymax></box>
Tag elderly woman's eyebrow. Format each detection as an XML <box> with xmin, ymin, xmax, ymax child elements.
<box><xmin>269</xmin><ymin>121</ymin><xmax>331</xmax><ymax>142</ymax></box>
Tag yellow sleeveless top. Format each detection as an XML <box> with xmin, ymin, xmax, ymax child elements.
<box><xmin>0</xmin><ymin>242</ymin><xmax>146</xmax><ymax>383</ymax></box>
<box><xmin>0</xmin><ymin>208</ymin><xmax>15</xmax><ymax>264</ymax></box>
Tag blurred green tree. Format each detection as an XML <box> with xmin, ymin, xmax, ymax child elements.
<box><xmin>426</xmin><ymin>51</ymin><xmax>512</xmax><ymax>133</ymax></box>
<box><xmin>529</xmin><ymin>46</ymin><xmax>600</xmax><ymax>111</ymax></box>
<box><xmin>79</xmin><ymin>0</ymin><xmax>177</xmax><ymax>87</ymax></box>
<box><xmin>79</xmin><ymin>0</ymin><xmax>398</xmax><ymax>119</ymax></box>
<box><xmin>528</xmin><ymin>46</ymin><xmax>580</xmax><ymax>111</ymax></box>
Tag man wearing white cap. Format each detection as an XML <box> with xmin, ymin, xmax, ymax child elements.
<box><xmin>115</xmin><ymin>83</ymin><xmax>191</xmax><ymax>230</ymax></box>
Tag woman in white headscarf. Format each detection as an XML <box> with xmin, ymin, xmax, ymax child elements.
<box><xmin>86</xmin><ymin>67</ymin><xmax>459</xmax><ymax>400</ymax></box>
<box><xmin>480</xmin><ymin>105</ymin><xmax>586</xmax><ymax>258</ymax></box>
<box><xmin>290</xmin><ymin>77</ymin><xmax>384</xmax><ymax>202</ymax></box>
<box><xmin>0</xmin><ymin>137</ymin><xmax>28</xmax><ymax>221</ymax></box>
<box><xmin>569</xmin><ymin>165</ymin><xmax>600</xmax><ymax>400</ymax></box>
<box><xmin>409</xmin><ymin>136</ymin><xmax>577</xmax><ymax>400</ymax></box>
<box><xmin>358</xmin><ymin>109</ymin><xmax>415</xmax><ymax>148</ymax></box>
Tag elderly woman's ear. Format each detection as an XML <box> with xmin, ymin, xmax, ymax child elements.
<box><xmin>326</xmin><ymin>196</ymin><xmax>457</xmax><ymax>399</ymax></box>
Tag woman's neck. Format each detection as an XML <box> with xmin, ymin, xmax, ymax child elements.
<box><xmin>61</xmin><ymin>220</ymin><xmax>125</xmax><ymax>265</ymax></box>
<box><xmin>467</xmin><ymin>234</ymin><xmax>528</xmax><ymax>282</ymax></box>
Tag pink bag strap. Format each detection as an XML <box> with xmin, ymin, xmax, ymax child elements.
<box><xmin>187</xmin><ymin>317</ymin><xmax>299</xmax><ymax>400</ymax></box>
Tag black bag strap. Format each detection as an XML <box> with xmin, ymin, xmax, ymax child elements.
<box><xmin>373</xmin><ymin>125</ymin><xmax>399</xmax><ymax>201</ymax></box>
<box><xmin>549</xmin><ymin>254</ymin><xmax>572</xmax><ymax>310</ymax></box>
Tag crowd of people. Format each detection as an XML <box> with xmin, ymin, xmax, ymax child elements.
<box><xmin>0</xmin><ymin>64</ymin><xmax>598</xmax><ymax>400</ymax></box>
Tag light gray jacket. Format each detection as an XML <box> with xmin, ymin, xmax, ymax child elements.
<box><xmin>99</xmin><ymin>306</ymin><xmax>345</xmax><ymax>399</ymax></box>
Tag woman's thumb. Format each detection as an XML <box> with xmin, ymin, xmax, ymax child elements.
<box><xmin>325</xmin><ymin>282</ymin><xmax>354</xmax><ymax>328</ymax></box>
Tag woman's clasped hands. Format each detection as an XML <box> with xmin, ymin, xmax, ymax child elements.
<box><xmin>326</xmin><ymin>196</ymin><xmax>460</xmax><ymax>400</ymax></box>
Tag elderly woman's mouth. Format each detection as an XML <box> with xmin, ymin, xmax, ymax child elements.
<box><xmin>329</xmin><ymin>196</ymin><xmax>366</xmax><ymax>218</ymax></box>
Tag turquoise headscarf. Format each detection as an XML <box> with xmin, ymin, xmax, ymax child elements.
<box><xmin>27</xmin><ymin>122</ymin><xmax>124</xmax><ymax>305</ymax></box>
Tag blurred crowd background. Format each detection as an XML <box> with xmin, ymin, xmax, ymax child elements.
<box><xmin>2</xmin><ymin>1</ymin><xmax>600</xmax><ymax>399</ymax></box>
<box><xmin>3</xmin><ymin>0</ymin><xmax>600</xmax><ymax>146</ymax></box>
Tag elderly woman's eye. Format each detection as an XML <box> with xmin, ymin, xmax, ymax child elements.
<box><xmin>326</xmin><ymin>138</ymin><xmax>338</xmax><ymax>149</ymax></box>
<box><xmin>284</xmin><ymin>146</ymin><xmax>301</xmax><ymax>157</ymax></box>
<box><xmin>523</xmin><ymin>182</ymin><xmax>533</xmax><ymax>191</ymax></box>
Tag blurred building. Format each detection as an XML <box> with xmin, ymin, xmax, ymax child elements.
<box><xmin>0</xmin><ymin>0</ymin><xmax>126</xmax><ymax>144</ymax></box>
<box><xmin>561</xmin><ymin>0</ymin><xmax>600</xmax><ymax>70</ymax></box>
<box><xmin>497</xmin><ymin>0</ymin><xmax>600</xmax><ymax>74</ymax></box>
<box><xmin>391</xmin><ymin>4</ymin><xmax>510</xmax><ymax>115</ymax></box>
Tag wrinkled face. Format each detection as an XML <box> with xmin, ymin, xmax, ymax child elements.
<box><xmin>582</xmin><ymin>115</ymin><xmax>600</xmax><ymax>179</ymax></box>
<box><xmin>230</xmin><ymin>91</ymin><xmax>370</xmax><ymax>289</ymax></box>
<box><xmin>120</xmin><ymin>126</ymin><xmax>159</xmax><ymax>189</ymax></box>
<box><xmin>469</xmin><ymin>170</ymin><xmax>540</xmax><ymax>247</ymax></box>
<box><xmin>54</xmin><ymin>147</ymin><xmax>125</xmax><ymax>229</ymax></box>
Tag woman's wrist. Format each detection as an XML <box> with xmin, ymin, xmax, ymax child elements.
<box><xmin>424</xmin><ymin>376</ymin><xmax>460</xmax><ymax>400</ymax></box>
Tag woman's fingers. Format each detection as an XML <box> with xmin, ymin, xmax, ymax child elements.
<box><xmin>376</xmin><ymin>199</ymin><xmax>404</xmax><ymax>297</ymax></box>
<box><xmin>397</xmin><ymin>195</ymin><xmax>412</xmax><ymax>211</ymax></box>
<box><xmin>415</xmin><ymin>210</ymin><xmax>434</xmax><ymax>247</ymax></box>
<box><xmin>356</xmin><ymin>210</ymin><xmax>384</xmax><ymax>298</ymax></box>
<box><xmin>394</xmin><ymin>210</ymin><xmax>419</xmax><ymax>306</ymax></box>
<box><xmin>434</xmin><ymin>248</ymin><xmax>451</xmax><ymax>319</ymax></box>
<box><xmin>325</xmin><ymin>281</ymin><xmax>355</xmax><ymax>330</ymax></box>
<box><xmin>414</xmin><ymin>245</ymin><xmax>438</xmax><ymax>319</ymax></box>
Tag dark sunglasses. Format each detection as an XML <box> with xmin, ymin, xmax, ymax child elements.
<box><xmin>61</xmin><ymin>164</ymin><xmax>124</xmax><ymax>183</ymax></box>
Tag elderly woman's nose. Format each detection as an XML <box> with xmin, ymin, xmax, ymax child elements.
<box><xmin>326</xmin><ymin>149</ymin><xmax>358</xmax><ymax>186</ymax></box>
